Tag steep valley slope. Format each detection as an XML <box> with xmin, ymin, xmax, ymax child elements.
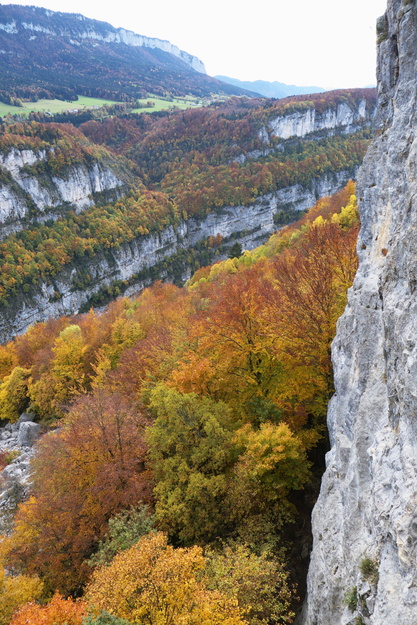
<box><xmin>0</xmin><ymin>4</ymin><xmax>252</xmax><ymax>101</ymax></box>
<box><xmin>0</xmin><ymin>91</ymin><xmax>376</xmax><ymax>342</ymax></box>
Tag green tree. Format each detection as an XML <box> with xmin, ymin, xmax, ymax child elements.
<box><xmin>88</xmin><ymin>504</ymin><xmax>155</xmax><ymax>568</ymax></box>
<box><xmin>205</xmin><ymin>542</ymin><xmax>295</xmax><ymax>625</ymax></box>
<box><xmin>82</xmin><ymin>613</ymin><xmax>134</xmax><ymax>625</ymax></box>
<box><xmin>228</xmin><ymin>242</ymin><xmax>243</xmax><ymax>259</ymax></box>
<box><xmin>146</xmin><ymin>385</ymin><xmax>238</xmax><ymax>545</ymax></box>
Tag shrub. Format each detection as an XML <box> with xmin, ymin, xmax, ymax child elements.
<box><xmin>359</xmin><ymin>557</ymin><xmax>379</xmax><ymax>583</ymax></box>
<box><xmin>344</xmin><ymin>586</ymin><xmax>358</xmax><ymax>612</ymax></box>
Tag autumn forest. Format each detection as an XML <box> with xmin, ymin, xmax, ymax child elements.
<box><xmin>0</xmin><ymin>180</ymin><xmax>360</xmax><ymax>624</ymax></box>
<box><xmin>0</xmin><ymin>7</ymin><xmax>377</xmax><ymax>619</ymax></box>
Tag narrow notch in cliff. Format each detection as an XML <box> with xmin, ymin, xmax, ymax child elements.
<box><xmin>390</xmin><ymin>34</ymin><xmax>399</xmax><ymax>86</ymax></box>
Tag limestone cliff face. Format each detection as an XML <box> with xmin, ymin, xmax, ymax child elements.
<box><xmin>0</xmin><ymin>7</ymin><xmax>206</xmax><ymax>74</ymax></box>
<box><xmin>301</xmin><ymin>2</ymin><xmax>417</xmax><ymax>624</ymax></box>
<box><xmin>0</xmin><ymin>147</ymin><xmax>126</xmax><ymax>236</ymax></box>
<box><xmin>0</xmin><ymin>169</ymin><xmax>353</xmax><ymax>343</ymax></box>
<box><xmin>260</xmin><ymin>98</ymin><xmax>375</xmax><ymax>142</ymax></box>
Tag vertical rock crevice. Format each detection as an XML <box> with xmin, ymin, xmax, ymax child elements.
<box><xmin>302</xmin><ymin>1</ymin><xmax>417</xmax><ymax>623</ymax></box>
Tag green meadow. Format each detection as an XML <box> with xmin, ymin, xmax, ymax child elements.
<box><xmin>0</xmin><ymin>96</ymin><xmax>120</xmax><ymax>117</ymax></box>
<box><xmin>0</xmin><ymin>94</ymin><xmax>204</xmax><ymax>118</ymax></box>
<box><xmin>131</xmin><ymin>96</ymin><xmax>201</xmax><ymax>113</ymax></box>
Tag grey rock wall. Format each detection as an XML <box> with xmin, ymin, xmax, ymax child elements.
<box><xmin>0</xmin><ymin>148</ymin><xmax>125</xmax><ymax>235</ymax></box>
<box><xmin>301</xmin><ymin>2</ymin><xmax>417</xmax><ymax>624</ymax></box>
<box><xmin>260</xmin><ymin>98</ymin><xmax>376</xmax><ymax>142</ymax></box>
<box><xmin>0</xmin><ymin>168</ymin><xmax>354</xmax><ymax>344</ymax></box>
<box><xmin>0</xmin><ymin>413</ymin><xmax>41</xmax><ymax>531</ymax></box>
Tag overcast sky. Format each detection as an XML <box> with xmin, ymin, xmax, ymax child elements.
<box><xmin>7</xmin><ymin>0</ymin><xmax>387</xmax><ymax>89</ymax></box>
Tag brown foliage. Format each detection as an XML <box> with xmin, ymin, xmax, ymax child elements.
<box><xmin>10</xmin><ymin>592</ymin><xmax>86</xmax><ymax>625</ymax></box>
<box><xmin>4</xmin><ymin>391</ymin><xmax>152</xmax><ymax>595</ymax></box>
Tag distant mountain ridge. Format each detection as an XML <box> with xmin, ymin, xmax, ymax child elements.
<box><xmin>215</xmin><ymin>75</ymin><xmax>325</xmax><ymax>99</ymax></box>
<box><xmin>0</xmin><ymin>4</ymin><xmax>206</xmax><ymax>73</ymax></box>
<box><xmin>0</xmin><ymin>5</ymin><xmax>254</xmax><ymax>101</ymax></box>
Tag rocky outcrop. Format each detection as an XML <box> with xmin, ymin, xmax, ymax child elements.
<box><xmin>0</xmin><ymin>168</ymin><xmax>355</xmax><ymax>343</ymax></box>
<box><xmin>0</xmin><ymin>6</ymin><xmax>205</xmax><ymax>73</ymax></box>
<box><xmin>0</xmin><ymin>148</ymin><xmax>126</xmax><ymax>236</ymax></box>
<box><xmin>301</xmin><ymin>2</ymin><xmax>417</xmax><ymax>624</ymax></box>
<box><xmin>261</xmin><ymin>98</ymin><xmax>376</xmax><ymax>142</ymax></box>
<box><xmin>0</xmin><ymin>413</ymin><xmax>41</xmax><ymax>531</ymax></box>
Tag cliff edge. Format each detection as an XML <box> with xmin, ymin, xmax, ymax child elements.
<box><xmin>302</xmin><ymin>1</ymin><xmax>417</xmax><ymax>623</ymax></box>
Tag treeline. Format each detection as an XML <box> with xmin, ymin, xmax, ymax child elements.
<box><xmin>25</xmin><ymin>101</ymin><xmax>154</xmax><ymax>127</ymax></box>
<box><xmin>158</xmin><ymin>132</ymin><xmax>368</xmax><ymax>216</ymax></box>
<box><xmin>0</xmin><ymin>184</ymin><xmax>359</xmax><ymax>625</ymax></box>
<box><xmin>0</xmin><ymin>3</ymin><xmax>248</xmax><ymax>103</ymax></box>
<box><xmin>0</xmin><ymin>86</ymin><xmax>77</xmax><ymax>107</ymax></box>
<box><xmin>0</xmin><ymin>121</ymin><xmax>119</xmax><ymax>168</ymax></box>
<box><xmin>249</xmin><ymin>87</ymin><xmax>376</xmax><ymax>118</ymax></box>
<box><xmin>80</xmin><ymin>90</ymin><xmax>376</xmax><ymax>179</ymax></box>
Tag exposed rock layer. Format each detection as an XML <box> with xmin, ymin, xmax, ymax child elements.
<box><xmin>0</xmin><ymin>413</ymin><xmax>41</xmax><ymax>531</ymax></box>
<box><xmin>0</xmin><ymin>148</ymin><xmax>125</xmax><ymax>235</ymax></box>
<box><xmin>0</xmin><ymin>6</ymin><xmax>205</xmax><ymax>73</ymax></box>
<box><xmin>263</xmin><ymin>99</ymin><xmax>372</xmax><ymax>141</ymax></box>
<box><xmin>0</xmin><ymin>169</ymin><xmax>353</xmax><ymax>344</ymax></box>
<box><xmin>0</xmin><ymin>95</ymin><xmax>375</xmax><ymax>342</ymax></box>
<box><xmin>301</xmin><ymin>2</ymin><xmax>417</xmax><ymax>624</ymax></box>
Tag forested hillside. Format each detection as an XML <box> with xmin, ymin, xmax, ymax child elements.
<box><xmin>0</xmin><ymin>5</ymin><xmax>252</xmax><ymax>102</ymax></box>
<box><xmin>0</xmin><ymin>183</ymin><xmax>359</xmax><ymax>624</ymax></box>
<box><xmin>0</xmin><ymin>26</ymin><xmax>377</xmax><ymax>617</ymax></box>
<box><xmin>81</xmin><ymin>90</ymin><xmax>373</xmax><ymax>213</ymax></box>
<box><xmin>0</xmin><ymin>89</ymin><xmax>375</xmax><ymax>341</ymax></box>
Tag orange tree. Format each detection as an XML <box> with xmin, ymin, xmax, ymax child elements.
<box><xmin>10</xmin><ymin>592</ymin><xmax>86</xmax><ymax>625</ymax></box>
<box><xmin>3</xmin><ymin>390</ymin><xmax>152</xmax><ymax>595</ymax></box>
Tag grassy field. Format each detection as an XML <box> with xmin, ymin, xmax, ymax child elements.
<box><xmin>0</xmin><ymin>96</ymin><xmax>119</xmax><ymax>117</ymax></box>
<box><xmin>131</xmin><ymin>95</ymin><xmax>201</xmax><ymax>113</ymax></box>
<box><xmin>0</xmin><ymin>94</ymin><xmax>224</xmax><ymax>118</ymax></box>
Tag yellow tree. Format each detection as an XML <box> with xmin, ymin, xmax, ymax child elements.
<box><xmin>0</xmin><ymin>366</ymin><xmax>31</xmax><ymax>422</ymax></box>
<box><xmin>0</xmin><ymin>567</ymin><xmax>43</xmax><ymax>625</ymax></box>
<box><xmin>0</xmin><ymin>342</ymin><xmax>17</xmax><ymax>380</ymax></box>
<box><xmin>228</xmin><ymin>422</ymin><xmax>311</xmax><ymax>545</ymax></box>
<box><xmin>29</xmin><ymin>324</ymin><xmax>87</xmax><ymax>418</ymax></box>
<box><xmin>86</xmin><ymin>532</ymin><xmax>247</xmax><ymax>625</ymax></box>
<box><xmin>205</xmin><ymin>542</ymin><xmax>295</xmax><ymax>625</ymax></box>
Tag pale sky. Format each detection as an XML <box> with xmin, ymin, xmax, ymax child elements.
<box><xmin>4</xmin><ymin>0</ymin><xmax>388</xmax><ymax>90</ymax></box>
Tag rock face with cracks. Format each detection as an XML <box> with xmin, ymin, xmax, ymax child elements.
<box><xmin>301</xmin><ymin>1</ymin><xmax>417</xmax><ymax>624</ymax></box>
<box><xmin>0</xmin><ymin>413</ymin><xmax>41</xmax><ymax>531</ymax></box>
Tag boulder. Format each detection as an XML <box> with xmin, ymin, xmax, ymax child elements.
<box><xmin>17</xmin><ymin>421</ymin><xmax>41</xmax><ymax>447</ymax></box>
